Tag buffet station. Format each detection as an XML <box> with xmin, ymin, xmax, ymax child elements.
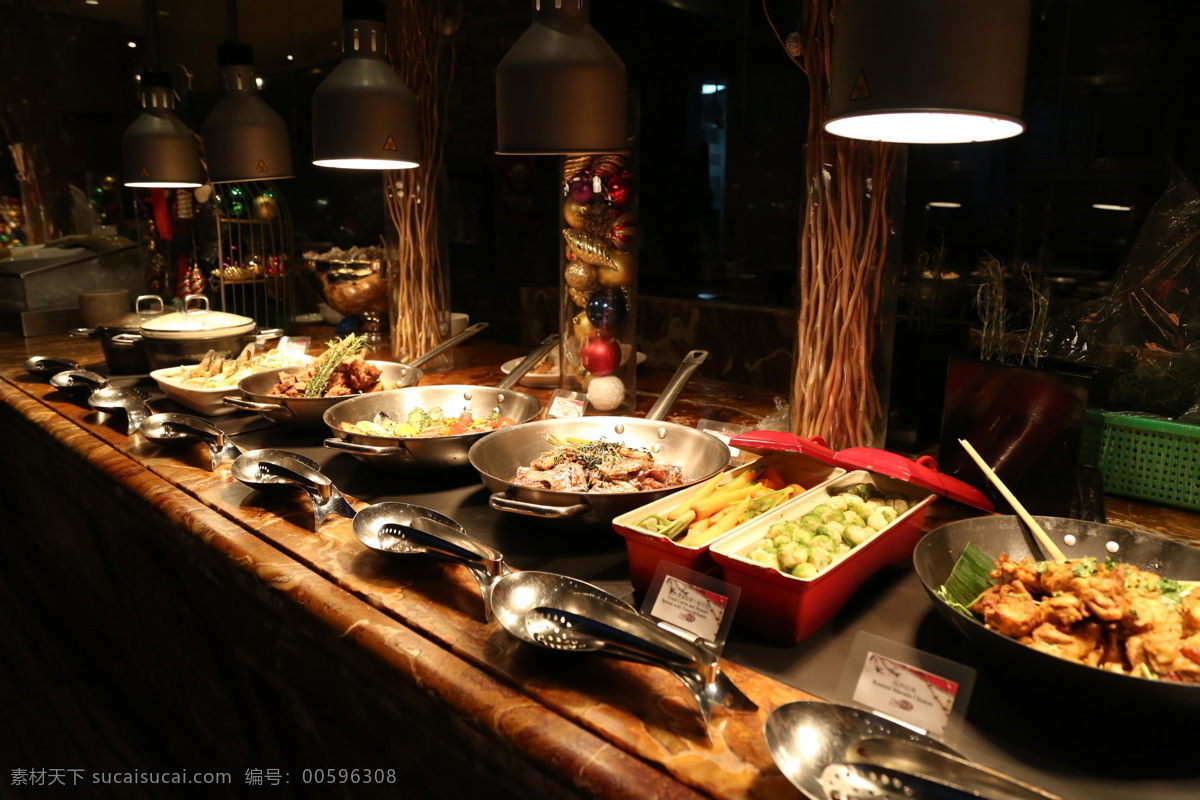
<box><xmin>2</xmin><ymin>318</ymin><xmax>1198</xmax><ymax>800</ymax></box>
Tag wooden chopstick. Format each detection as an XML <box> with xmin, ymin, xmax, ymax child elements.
<box><xmin>958</xmin><ymin>438</ymin><xmax>1069</xmax><ymax>563</ymax></box>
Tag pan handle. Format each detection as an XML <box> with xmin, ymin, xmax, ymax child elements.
<box><xmin>405</xmin><ymin>321</ymin><xmax>490</xmax><ymax>368</ymax></box>
<box><xmin>223</xmin><ymin>396</ymin><xmax>292</xmax><ymax>416</ymax></box>
<box><xmin>496</xmin><ymin>334</ymin><xmax>560</xmax><ymax>390</ymax></box>
<box><xmin>323</xmin><ymin>438</ymin><xmax>414</xmax><ymax>461</ymax></box>
<box><xmin>488</xmin><ymin>492</ymin><xmax>593</xmax><ymax>519</ymax></box>
<box><xmin>645</xmin><ymin>350</ymin><xmax>708</xmax><ymax>422</ymax></box>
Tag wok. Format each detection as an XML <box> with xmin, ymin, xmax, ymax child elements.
<box><xmin>913</xmin><ymin>515</ymin><xmax>1200</xmax><ymax>712</ymax></box>
<box><xmin>468</xmin><ymin>350</ymin><xmax>731</xmax><ymax>521</ymax></box>
<box><xmin>222</xmin><ymin>322</ymin><xmax>487</xmax><ymax>428</ymax></box>
<box><xmin>321</xmin><ymin>335</ymin><xmax>559</xmax><ymax>469</ymax></box>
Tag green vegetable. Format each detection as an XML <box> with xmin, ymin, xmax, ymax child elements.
<box><xmin>791</xmin><ymin>562</ymin><xmax>819</xmax><ymax>579</ymax></box>
<box><xmin>303</xmin><ymin>333</ymin><xmax>371</xmax><ymax>397</ymax></box>
<box><xmin>779</xmin><ymin>542</ymin><xmax>809</xmax><ymax>570</ymax></box>
<box><xmin>1072</xmin><ymin>558</ymin><xmax>1098</xmax><ymax>577</ymax></box>
<box><xmin>800</xmin><ymin>513</ymin><xmax>823</xmax><ymax>532</ymax></box>
<box><xmin>937</xmin><ymin>542</ymin><xmax>997</xmax><ymax>617</ymax></box>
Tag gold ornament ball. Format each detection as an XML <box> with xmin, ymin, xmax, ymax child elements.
<box><xmin>572</xmin><ymin>311</ymin><xmax>596</xmax><ymax>341</ymax></box>
<box><xmin>253</xmin><ymin>194</ymin><xmax>280</xmax><ymax>220</ymax></box>
<box><xmin>597</xmin><ymin>250</ymin><xmax>636</xmax><ymax>288</ymax></box>
<box><xmin>565</xmin><ymin>261</ymin><xmax>598</xmax><ymax>291</ymax></box>
<box><xmin>562</xmin><ymin>197</ymin><xmax>589</xmax><ymax>229</ymax></box>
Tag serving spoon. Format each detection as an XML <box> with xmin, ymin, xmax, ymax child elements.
<box><xmin>49</xmin><ymin>369</ymin><xmax>108</xmax><ymax>397</ymax></box>
<box><xmin>137</xmin><ymin>412</ymin><xmax>243</xmax><ymax>469</ymax></box>
<box><xmin>87</xmin><ymin>386</ymin><xmax>153</xmax><ymax>434</ymax></box>
<box><xmin>232</xmin><ymin>450</ymin><xmax>356</xmax><ymax>528</ymax></box>
<box><xmin>23</xmin><ymin>356</ymin><xmax>82</xmax><ymax>379</ymax></box>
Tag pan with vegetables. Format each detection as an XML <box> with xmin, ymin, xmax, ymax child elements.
<box><xmin>320</xmin><ymin>336</ymin><xmax>558</xmax><ymax>469</ymax></box>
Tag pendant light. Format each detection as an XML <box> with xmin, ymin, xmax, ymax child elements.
<box><xmin>121</xmin><ymin>71</ymin><xmax>205</xmax><ymax>188</ymax></box>
<box><xmin>312</xmin><ymin>0</ymin><xmax>420</xmax><ymax>170</ymax></box>
<box><xmin>201</xmin><ymin>41</ymin><xmax>294</xmax><ymax>183</ymax></box>
<box><xmin>825</xmin><ymin>0</ymin><xmax>1030</xmax><ymax>144</ymax></box>
<box><xmin>496</xmin><ymin>0</ymin><xmax>627</xmax><ymax>155</ymax></box>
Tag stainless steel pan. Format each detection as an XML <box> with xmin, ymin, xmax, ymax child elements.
<box><xmin>320</xmin><ymin>335</ymin><xmax>558</xmax><ymax>469</ymax></box>
<box><xmin>913</xmin><ymin>515</ymin><xmax>1200</xmax><ymax>712</ymax></box>
<box><xmin>467</xmin><ymin>350</ymin><xmax>731</xmax><ymax>521</ymax></box>
<box><xmin>223</xmin><ymin>322</ymin><xmax>487</xmax><ymax>428</ymax></box>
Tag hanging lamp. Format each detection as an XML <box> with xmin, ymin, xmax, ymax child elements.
<box><xmin>121</xmin><ymin>71</ymin><xmax>205</xmax><ymax>188</ymax></box>
<box><xmin>825</xmin><ymin>0</ymin><xmax>1030</xmax><ymax>144</ymax></box>
<box><xmin>312</xmin><ymin>0</ymin><xmax>420</xmax><ymax>169</ymax></box>
<box><xmin>202</xmin><ymin>41</ymin><xmax>294</xmax><ymax>182</ymax></box>
<box><xmin>496</xmin><ymin>0</ymin><xmax>627</xmax><ymax>155</ymax></box>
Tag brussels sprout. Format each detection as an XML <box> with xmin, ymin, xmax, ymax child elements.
<box><xmin>826</xmin><ymin>495</ymin><xmax>849</xmax><ymax>512</ymax></box>
<box><xmin>748</xmin><ymin>548</ymin><xmax>780</xmax><ymax>569</ymax></box>
<box><xmin>849</xmin><ymin>483</ymin><xmax>874</xmax><ymax>500</ymax></box>
<box><xmin>842</xmin><ymin>511</ymin><xmax>866</xmax><ymax>528</ymax></box>
<box><xmin>800</xmin><ymin>513</ymin><xmax>823</xmax><ymax>532</ymax></box>
<box><xmin>834</xmin><ymin>540</ymin><xmax>851</xmax><ymax>556</ymax></box>
<box><xmin>768</xmin><ymin>522</ymin><xmax>791</xmax><ymax>539</ymax></box>
<box><xmin>861</xmin><ymin>498</ymin><xmax>883</xmax><ymax>514</ymax></box>
<box><xmin>816</xmin><ymin>521</ymin><xmax>845</xmax><ymax>540</ymax></box>
<box><xmin>867</xmin><ymin>511</ymin><xmax>890</xmax><ymax>531</ymax></box>
<box><xmin>843</xmin><ymin>492</ymin><xmax>866</xmax><ymax>508</ymax></box>
<box><xmin>810</xmin><ymin>532</ymin><xmax>835</xmax><ymax>551</ymax></box>
<box><xmin>887</xmin><ymin>496</ymin><xmax>910</xmax><ymax>514</ymax></box>
<box><xmin>820</xmin><ymin>507</ymin><xmax>843</xmax><ymax>524</ymax></box>
<box><xmin>810</xmin><ymin>504</ymin><xmax>830</xmax><ymax>518</ymax></box>
<box><xmin>791</xmin><ymin>562</ymin><xmax>819</xmax><ymax>579</ymax></box>
<box><xmin>791</xmin><ymin>527</ymin><xmax>814</xmax><ymax>546</ymax></box>
<box><xmin>844</xmin><ymin>525</ymin><xmax>873</xmax><ymax>546</ymax></box>
<box><xmin>809</xmin><ymin>547</ymin><xmax>833</xmax><ymax>570</ymax></box>
<box><xmin>878</xmin><ymin>506</ymin><xmax>899</xmax><ymax>523</ymax></box>
<box><xmin>779</xmin><ymin>541</ymin><xmax>810</xmax><ymax>570</ymax></box>
<box><xmin>772</xmin><ymin>533</ymin><xmax>792</xmax><ymax>548</ymax></box>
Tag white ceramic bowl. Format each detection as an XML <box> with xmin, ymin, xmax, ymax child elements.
<box><xmin>150</xmin><ymin>368</ymin><xmax>244</xmax><ymax>416</ymax></box>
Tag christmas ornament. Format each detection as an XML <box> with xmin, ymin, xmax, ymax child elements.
<box><xmin>562</xmin><ymin>227</ymin><xmax>619</xmax><ymax>269</ymax></box>
<box><xmin>562</xmin><ymin>197</ymin><xmax>588</xmax><ymax>229</ymax></box>
<box><xmin>569</xmin><ymin>287</ymin><xmax>590</xmax><ymax>308</ymax></box>
<box><xmin>586</xmin><ymin>287</ymin><xmax>627</xmax><ymax>330</ymax></box>
<box><xmin>596</xmin><ymin>249</ymin><xmax>635</xmax><ymax>288</ymax></box>
<box><xmin>572</xmin><ymin>311</ymin><xmax>595</xmax><ymax>341</ymax></box>
<box><xmin>565</xmin><ymin>261</ymin><xmax>598</xmax><ymax>291</ymax></box>
<box><xmin>603</xmin><ymin>169</ymin><xmax>634</xmax><ymax>207</ymax></box>
<box><xmin>568</xmin><ymin>171</ymin><xmax>594</xmax><ymax>203</ymax></box>
<box><xmin>225</xmin><ymin>185</ymin><xmax>249</xmax><ymax>218</ymax></box>
<box><xmin>253</xmin><ymin>192</ymin><xmax>280</xmax><ymax>220</ymax></box>
<box><xmin>580</xmin><ymin>332</ymin><xmax>620</xmax><ymax>377</ymax></box>
<box><xmin>587</xmin><ymin>375</ymin><xmax>625</xmax><ymax>412</ymax></box>
<box><xmin>609</xmin><ymin>213</ymin><xmax>637</xmax><ymax>245</ymax></box>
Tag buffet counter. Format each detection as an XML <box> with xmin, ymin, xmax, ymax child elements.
<box><xmin>1</xmin><ymin>330</ymin><xmax>1197</xmax><ymax>800</ymax></box>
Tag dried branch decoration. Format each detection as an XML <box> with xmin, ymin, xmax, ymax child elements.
<box><xmin>766</xmin><ymin>0</ymin><xmax>900</xmax><ymax>449</ymax></box>
<box><xmin>384</xmin><ymin>0</ymin><xmax>461</xmax><ymax>361</ymax></box>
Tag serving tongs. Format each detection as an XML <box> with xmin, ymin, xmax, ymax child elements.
<box><xmin>231</xmin><ymin>449</ymin><xmax>356</xmax><ymax>528</ymax></box>
<box><xmin>352</xmin><ymin>502</ymin><xmax>510</xmax><ymax>620</ymax></box>
<box><xmin>48</xmin><ymin>369</ymin><xmax>108</xmax><ymax>397</ymax></box>
<box><xmin>23</xmin><ymin>356</ymin><xmax>82</xmax><ymax>379</ymax></box>
<box><xmin>490</xmin><ymin>570</ymin><xmax>755</xmax><ymax>727</ymax></box>
<box><xmin>87</xmin><ymin>386</ymin><xmax>154</xmax><ymax>434</ymax></box>
<box><xmin>137</xmin><ymin>412</ymin><xmax>243</xmax><ymax>469</ymax></box>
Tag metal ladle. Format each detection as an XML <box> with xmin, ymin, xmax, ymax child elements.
<box><xmin>352</xmin><ymin>502</ymin><xmax>510</xmax><ymax>621</ymax></box>
<box><xmin>49</xmin><ymin>369</ymin><xmax>108</xmax><ymax>397</ymax></box>
<box><xmin>231</xmin><ymin>449</ymin><xmax>356</xmax><ymax>528</ymax></box>
<box><xmin>87</xmin><ymin>386</ymin><xmax>153</xmax><ymax>434</ymax></box>
<box><xmin>137</xmin><ymin>412</ymin><xmax>243</xmax><ymax>470</ymax></box>
<box><xmin>24</xmin><ymin>356</ymin><xmax>82</xmax><ymax>379</ymax></box>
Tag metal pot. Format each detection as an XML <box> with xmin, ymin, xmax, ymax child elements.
<box><xmin>67</xmin><ymin>294</ymin><xmax>164</xmax><ymax>374</ymax></box>
<box><xmin>913</xmin><ymin>515</ymin><xmax>1200</xmax><ymax>712</ymax></box>
<box><xmin>107</xmin><ymin>294</ymin><xmax>283</xmax><ymax>370</ymax></box>
<box><xmin>467</xmin><ymin>350</ymin><xmax>731</xmax><ymax>522</ymax></box>
<box><xmin>223</xmin><ymin>322</ymin><xmax>488</xmax><ymax>428</ymax></box>
<box><xmin>320</xmin><ymin>335</ymin><xmax>558</xmax><ymax>469</ymax></box>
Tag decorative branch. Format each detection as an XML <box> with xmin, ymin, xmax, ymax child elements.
<box><xmin>383</xmin><ymin>0</ymin><xmax>461</xmax><ymax>361</ymax></box>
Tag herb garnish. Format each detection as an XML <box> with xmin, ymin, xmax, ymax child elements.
<box><xmin>304</xmin><ymin>334</ymin><xmax>370</xmax><ymax>397</ymax></box>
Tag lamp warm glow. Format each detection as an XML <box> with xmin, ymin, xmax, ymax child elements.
<box><xmin>496</xmin><ymin>0</ymin><xmax>628</xmax><ymax>155</ymax></box>
<box><xmin>825</xmin><ymin>0</ymin><xmax>1030</xmax><ymax>144</ymax></box>
<box><xmin>202</xmin><ymin>42</ymin><xmax>293</xmax><ymax>183</ymax></box>
<box><xmin>121</xmin><ymin>71</ymin><xmax>204</xmax><ymax>188</ymax></box>
<box><xmin>312</xmin><ymin>0</ymin><xmax>420</xmax><ymax>170</ymax></box>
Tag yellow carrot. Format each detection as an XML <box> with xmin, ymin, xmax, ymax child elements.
<box><xmin>684</xmin><ymin>496</ymin><xmax>753</xmax><ymax>545</ymax></box>
<box><xmin>692</xmin><ymin>482</ymin><xmax>763</xmax><ymax>520</ymax></box>
<box><xmin>665</xmin><ymin>471</ymin><xmax>724</xmax><ymax>520</ymax></box>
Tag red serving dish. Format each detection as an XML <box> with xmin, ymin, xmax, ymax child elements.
<box><xmin>612</xmin><ymin>441</ymin><xmax>847</xmax><ymax>592</ymax></box>
<box><xmin>709</xmin><ymin>469</ymin><xmax>936</xmax><ymax>644</ymax></box>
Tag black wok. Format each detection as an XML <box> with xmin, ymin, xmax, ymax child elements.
<box><xmin>468</xmin><ymin>350</ymin><xmax>731</xmax><ymax>521</ymax></box>
<box><xmin>320</xmin><ymin>335</ymin><xmax>558</xmax><ymax>469</ymax></box>
<box><xmin>914</xmin><ymin>515</ymin><xmax>1200</xmax><ymax>711</ymax></box>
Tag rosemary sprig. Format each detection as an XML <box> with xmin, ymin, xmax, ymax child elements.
<box><xmin>304</xmin><ymin>334</ymin><xmax>370</xmax><ymax>397</ymax></box>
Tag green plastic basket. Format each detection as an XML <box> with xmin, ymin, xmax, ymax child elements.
<box><xmin>1081</xmin><ymin>408</ymin><xmax>1200</xmax><ymax>511</ymax></box>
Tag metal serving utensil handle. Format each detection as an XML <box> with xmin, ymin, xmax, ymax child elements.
<box><xmin>488</xmin><ymin>492</ymin><xmax>593</xmax><ymax>519</ymax></box>
<box><xmin>379</xmin><ymin>518</ymin><xmax>505</xmax><ymax>573</ymax></box>
<box><xmin>496</xmin><ymin>334</ymin><xmax>560</xmax><ymax>390</ymax></box>
<box><xmin>223</xmin><ymin>396</ymin><xmax>292</xmax><ymax>416</ymax></box>
<box><xmin>645</xmin><ymin>349</ymin><xmax>708</xmax><ymax>422</ymax></box>
<box><xmin>258</xmin><ymin>458</ymin><xmax>334</xmax><ymax>500</ymax></box>
<box><xmin>404</xmin><ymin>321</ymin><xmax>490</xmax><ymax>368</ymax></box>
<box><xmin>123</xmin><ymin>400</ymin><xmax>153</xmax><ymax>436</ymax></box>
<box><xmin>323</xmin><ymin>438</ymin><xmax>414</xmax><ymax>460</ymax></box>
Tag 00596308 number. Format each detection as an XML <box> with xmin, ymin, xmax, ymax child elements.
<box><xmin>300</xmin><ymin>769</ymin><xmax>397</xmax><ymax>784</ymax></box>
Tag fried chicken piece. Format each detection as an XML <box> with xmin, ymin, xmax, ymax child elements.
<box><xmin>974</xmin><ymin>586</ymin><xmax>1045</xmax><ymax>638</ymax></box>
<box><xmin>1070</xmin><ymin>572</ymin><xmax>1127</xmax><ymax>622</ymax></box>
<box><xmin>1123</xmin><ymin>593</ymin><xmax>1182</xmax><ymax>636</ymax></box>
<box><xmin>993</xmin><ymin>554</ymin><xmax>1043</xmax><ymax>592</ymax></box>
<box><xmin>1039</xmin><ymin>561</ymin><xmax>1078</xmax><ymax>594</ymax></box>
<box><xmin>1024</xmin><ymin>620</ymin><xmax>1103</xmax><ymax>665</ymax></box>
<box><xmin>1043</xmin><ymin>592</ymin><xmax>1086</xmax><ymax>628</ymax></box>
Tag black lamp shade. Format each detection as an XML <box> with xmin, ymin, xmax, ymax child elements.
<box><xmin>312</xmin><ymin>0</ymin><xmax>420</xmax><ymax>169</ymax></box>
<box><xmin>825</xmin><ymin>0</ymin><xmax>1030</xmax><ymax>144</ymax></box>
<box><xmin>122</xmin><ymin>72</ymin><xmax>205</xmax><ymax>188</ymax></box>
<box><xmin>496</xmin><ymin>0</ymin><xmax>628</xmax><ymax>155</ymax></box>
<box><xmin>202</xmin><ymin>42</ymin><xmax>294</xmax><ymax>182</ymax></box>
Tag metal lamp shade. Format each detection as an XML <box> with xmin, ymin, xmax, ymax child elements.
<box><xmin>312</xmin><ymin>9</ymin><xmax>420</xmax><ymax>170</ymax></box>
<box><xmin>825</xmin><ymin>0</ymin><xmax>1030</xmax><ymax>144</ymax></box>
<box><xmin>122</xmin><ymin>76</ymin><xmax>204</xmax><ymax>188</ymax></box>
<box><xmin>496</xmin><ymin>0</ymin><xmax>628</xmax><ymax>155</ymax></box>
<box><xmin>202</xmin><ymin>44</ymin><xmax>293</xmax><ymax>183</ymax></box>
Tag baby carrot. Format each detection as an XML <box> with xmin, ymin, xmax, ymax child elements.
<box><xmin>692</xmin><ymin>482</ymin><xmax>763</xmax><ymax>520</ymax></box>
<box><xmin>665</xmin><ymin>472</ymin><xmax>723</xmax><ymax>520</ymax></box>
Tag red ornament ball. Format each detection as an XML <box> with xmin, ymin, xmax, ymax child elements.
<box><xmin>604</xmin><ymin>170</ymin><xmax>635</xmax><ymax>207</ymax></box>
<box><xmin>580</xmin><ymin>333</ymin><xmax>621</xmax><ymax>377</ymax></box>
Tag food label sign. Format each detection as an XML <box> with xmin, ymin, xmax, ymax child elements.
<box><xmin>851</xmin><ymin>651</ymin><xmax>959</xmax><ymax>736</ymax></box>
<box><xmin>649</xmin><ymin>575</ymin><xmax>729</xmax><ymax>643</ymax></box>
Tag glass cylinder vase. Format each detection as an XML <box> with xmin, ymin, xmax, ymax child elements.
<box><xmin>791</xmin><ymin>140</ymin><xmax>906</xmax><ymax>449</ymax></box>
<box><xmin>558</xmin><ymin>152</ymin><xmax>638</xmax><ymax>415</ymax></box>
